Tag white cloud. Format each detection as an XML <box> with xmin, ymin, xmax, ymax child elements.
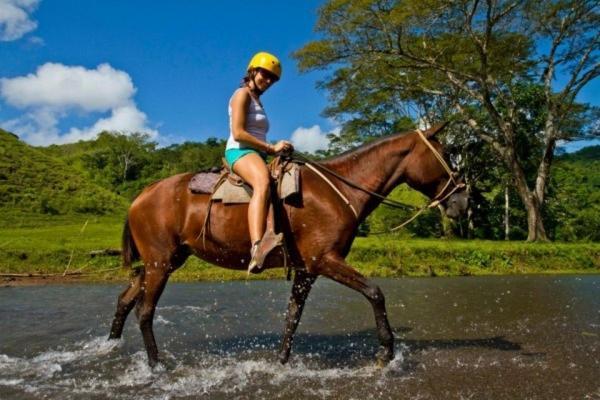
<box><xmin>64</xmin><ymin>105</ymin><xmax>158</xmax><ymax>143</ymax></box>
<box><xmin>27</xmin><ymin>34</ymin><xmax>43</xmax><ymax>45</ymax></box>
<box><xmin>0</xmin><ymin>0</ymin><xmax>40</xmax><ymax>41</ymax></box>
<box><xmin>290</xmin><ymin>125</ymin><xmax>331</xmax><ymax>154</ymax></box>
<box><xmin>1</xmin><ymin>63</ymin><xmax>134</xmax><ymax>111</ymax></box>
<box><xmin>0</xmin><ymin>63</ymin><xmax>158</xmax><ymax>145</ymax></box>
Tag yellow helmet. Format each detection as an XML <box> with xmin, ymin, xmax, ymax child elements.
<box><xmin>247</xmin><ymin>52</ymin><xmax>282</xmax><ymax>80</ymax></box>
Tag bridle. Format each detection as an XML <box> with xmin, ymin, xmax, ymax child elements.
<box><xmin>290</xmin><ymin>129</ymin><xmax>465</xmax><ymax>230</ymax></box>
<box><xmin>414</xmin><ymin>129</ymin><xmax>466</xmax><ymax>207</ymax></box>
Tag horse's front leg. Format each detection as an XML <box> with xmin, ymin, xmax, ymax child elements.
<box><xmin>278</xmin><ymin>270</ymin><xmax>317</xmax><ymax>364</ymax></box>
<box><xmin>317</xmin><ymin>253</ymin><xmax>394</xmax><ymax>366</ymax></box>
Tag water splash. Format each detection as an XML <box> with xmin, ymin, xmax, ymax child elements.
<box><xmin>0</xmin><ymin>336</ymin><xmax>410</xmax><ymax>399</ymax></box>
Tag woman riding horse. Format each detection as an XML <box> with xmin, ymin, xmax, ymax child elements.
<box><xmin>226</xmin><ymin>51</ymin><xmax>293</xmax><ymax>273</ymax></box>
<box><xmin>109</xmin><ymin>122</ymin><xmax>468</xmax><ymax>368</ymax></box>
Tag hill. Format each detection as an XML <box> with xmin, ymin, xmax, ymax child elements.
<box><xmin>0</xmin><ymin>129</ymin><xmax>128</xmax><ymax>217</ymax></box>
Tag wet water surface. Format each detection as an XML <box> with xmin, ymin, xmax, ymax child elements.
<box><xmin>0</xmin><ymin>275</ymin><xmax>599</xmax><ymax>399</ymax></box>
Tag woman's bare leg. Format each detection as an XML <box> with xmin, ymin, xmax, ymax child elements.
<box><xmin>232</xmin><ymin>152</ymin><xmax>270</xmax><ymax>244</ymax></box>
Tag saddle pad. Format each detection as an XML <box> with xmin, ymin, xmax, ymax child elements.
<box><xmin>188</xmin><ymin>172</ymin><xmax>221</xmax><ymax>194</ymax></box>
<box><xmin>189</xmin><ymin>163</ymin><xmax>301</xmax><ymax>204</ymax></box>
<box><xmin>212</xmin><ymin>181</ymin><xmax>254</xmax><ymax>203</ymax></box>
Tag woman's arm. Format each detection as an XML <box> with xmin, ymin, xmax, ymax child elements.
<box><xmin>230</xmin><ymin>89</ymin><xmax>275</xmax><ymax>154</ymax></box>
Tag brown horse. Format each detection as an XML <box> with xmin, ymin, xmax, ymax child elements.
<box><xmin>108</xmin><ymin>124</ymin><xmax>468</xmax><ymax>367</ymax></box>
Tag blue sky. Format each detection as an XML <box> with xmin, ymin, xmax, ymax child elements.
<box><xmin>0</xmin><ymin>0</ymin><xmax>598</xmax><ymax>152</ymax></box>
<box><xmin>0</xmin><ymin>0</ymin><xmax>334</xmax><ymax>151</ymax></box>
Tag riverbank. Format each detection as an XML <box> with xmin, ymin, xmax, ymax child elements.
<box><xmin>0</xmin><ymin>215</ymin><xmax>598</xmax><ymax>286</ymax></box>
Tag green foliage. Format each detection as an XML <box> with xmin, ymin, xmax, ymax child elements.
<box><xmin>546</xmin><ymin>147</ymin><xmax>600</xmax><ymax>241</ymax></box>
<box><xmin>38</xmin><ymin>131</ymin><xmax>226</xmax><ymax>201</ymax></box>
<box><xmin>294</xmin><ymin>0</ymin><xmax>600</xmax><ymax>241</ymax></box>
<box><xmin>365</xmin><ymin>143</ymin><xmax>599</xmax><ymax>241</ymax></box>
<box><xmin>0</xmin><ymin>129</ymin><xmax>128</xmax><ymax>215</ymax></box>
<box><xmin>155</xmin><ymin>138</ymin><xmax>225</xmax><ymax>175</ymax></box>
<box><xmin>367</xmin><ymin>185</ymin><xmax>443</xmax><ymax>237</ymax></box>
<box><xmin>2</xmin><ymin>127</ymin><xmax>598</xmax><ymax>243</ymax></box>
<box><xmin>0</xmin><ymin>126</ymin><xmax>223</xmax><ymax>221</ymax></box>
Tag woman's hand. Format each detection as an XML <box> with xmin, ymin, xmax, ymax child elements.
<box><xmin>270</xmin><ymin>140</ymin><xmax>294</xmax><ymax>155</ymax></box>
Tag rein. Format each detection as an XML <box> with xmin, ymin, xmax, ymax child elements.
<box><xmin>290</xmin><ymin>129</ymin><xmax>465</xmax><ymax>230</ymax></box>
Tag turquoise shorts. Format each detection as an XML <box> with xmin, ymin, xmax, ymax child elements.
<box><xmin>224</xmin><ymin>148</ymin><xmax>267</xmax><ymax>169</ymax></box>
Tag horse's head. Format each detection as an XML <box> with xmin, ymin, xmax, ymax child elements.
<box><xmin>439</xmin><ymin>175</ymin><xmax>469</xmax><ymax>219</ymax></box>
<box><xmin>402</xmin><ymin>125</ymin><xmax>469</xmax><ymax>220</ymax></box>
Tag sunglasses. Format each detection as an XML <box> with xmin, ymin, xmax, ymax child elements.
<box><xmin>257</xmin><ymin>68</ymin><xmax>279</xmax><ymax>82</ymax></box>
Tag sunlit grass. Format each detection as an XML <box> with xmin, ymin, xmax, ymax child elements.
<box><xmin>0</xmin><ymin>215</ymin><xmax>598</xmax><ymax>282</ymax></box>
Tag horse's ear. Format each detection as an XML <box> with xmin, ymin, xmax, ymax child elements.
<box><xmin>424</xmin><ymin>121</ymin><xmax>449</xmax><ymax>139</ymax></box>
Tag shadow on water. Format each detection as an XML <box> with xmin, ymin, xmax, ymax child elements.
<box><xmin>404</xmin><ymin>335</ymin><xmax>522</xmax><ymax>352</ymax></box>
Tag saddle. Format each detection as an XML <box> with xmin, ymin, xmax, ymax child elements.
<box><xmin>188</xmin><ymin>156</ymin><xmax>301</xmax><ymax>203</ymax></box>
<box><xmin>190</xmin><ymin>156</ymin><xmax>302</xmax><ymax>278</ymax></box>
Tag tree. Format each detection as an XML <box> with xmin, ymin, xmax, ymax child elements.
<box><xmin>294</xmin><ymin>0</ymin><xmax>599</xmax><ymax>241</ymax></box>
<box><xmin>82</xmin><ymin>131</ymin><xmax>156</xmax><ymax>191</ymax></box>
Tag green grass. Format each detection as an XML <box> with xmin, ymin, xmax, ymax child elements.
<box><xmin>0</xmin><ymin>216</ymin><xmax>598</xmax><ymax>282</ymax></box>
<box><xmin>347</xmin><ymin>236</ymin><xmax>600</xmax><ymax>277</ymax></box>
<box><xmin>0</xmin><ymin>213</ymin><xmax>284</xmax><ymax>282</ymax></box>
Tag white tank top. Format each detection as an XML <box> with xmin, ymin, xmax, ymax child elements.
<box><xmin>226</xmin><ymin>88</ymin><xmax>269</xmax><ymax>150</ymax></box>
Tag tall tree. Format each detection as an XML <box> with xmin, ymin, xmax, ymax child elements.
<box><xmin>294</xmin><ymin>0</ymin><xmax>599</xmax><ymax>240</ymax></box>
<box><xmin>82</xmin><ymin>131</ymin><xmax>156</xmax><ymax>189</ymax></box>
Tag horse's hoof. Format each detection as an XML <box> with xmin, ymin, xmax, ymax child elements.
<box><xmin>107</xmin><ymin>332</ymin><xmax>121</xmax><ymax>340</ymax></box>
<box><xmin>148</xmin><ymin>359</ymin><xmax>168</xmax><ymax>372</ymax></box>
<box><xmin>278</xmin><ymin>352</ymin><xmax>290</xmax><ymax>365</ymax></box>
<box><xmin>148</xmin><ymin>356</ymin><xmax>160</xmax><ymax>368</ymax></box>
<box><xmin>375</xmin><ymin>347</ymin><xmax>394</xmax><ymax>368</ymax></box>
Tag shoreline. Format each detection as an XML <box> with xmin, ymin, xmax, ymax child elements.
<box><xmin>2</xmin><ymin>235</ymin><xmax>599</xmax><ymax>287</ymax></box>
<box><xmin>1</xmin><ymin>273</ymin><xmax>128</xmax><ymax>287</ymax></box>
<box><xmin>3</xmin><ymin>269</ymin><xmax>599</xmax><ymax>288</ymax></box>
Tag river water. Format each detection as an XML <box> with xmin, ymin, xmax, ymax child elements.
<box><xmin>0</xmin><ymin>275</ymin><xmax>598</xmax><ymax>399</ymax></box>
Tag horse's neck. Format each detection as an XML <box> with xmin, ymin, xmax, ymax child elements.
<box><xmin>321</xmin><ymin>133</ymin><xmax>414</xmax><ymax>220</ymax></box>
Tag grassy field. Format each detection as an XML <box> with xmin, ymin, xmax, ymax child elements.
<box><xmin>0</xmin><ymin>213</ymin><xmax>598</xmax><ymax>283</ymax></box>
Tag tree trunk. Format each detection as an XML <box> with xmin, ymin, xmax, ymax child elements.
<box><xmin>467</xmin><ymin>183</ymin><xmax>474</xmax><ymax>239</ymax></box>
<box><xmin>525</xmin><ymin>194</ymin><xmax>548</xmax><ymax>241</ymax></box>
<box><xmin>122</xmin><ymin>157</ymin><xmax>130</xmax><ymax>182</ymax></box>
<box><xmin>467</xmin><ymin>206</ymin><xmax>474</xmax><ymax>239</ymax></box>
<box><xmin>504</xmin><ymin>185</ymin><xmax>510</xmax><ymax>241</ymax></box>
<box><xmin>512</xmin><ymin>175</ymin><xmax>548</xmax><ymax>241</ymax></box>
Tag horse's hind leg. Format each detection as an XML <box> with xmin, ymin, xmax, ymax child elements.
<box><xmin>109</xmin><ymin>268</ymin><xmax>143</xmax><ymax>339</ymax></box>
<box><xmin>318</xmin><ymin>253</ymin><xmax>394</xmax><ymax>366</ymax></box>
<box><xmin>133</xmin><ymin>246</ymin><xmax>189</xmax><ymax>366</ymax></box>
<box><xmin>133</xmin><ymin>266</ymin><xmax>170</xmax><ymax>367</ymax></box>
<box><xmin>278</xmin><ymin>270</ymin><xmax>317</xmax><ymax>364</ymax></box>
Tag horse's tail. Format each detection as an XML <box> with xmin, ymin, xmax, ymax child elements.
<box><xmin>122</xmin><ymin>216</ymin><xmax>140</xmax><ymax>269</ymax></box>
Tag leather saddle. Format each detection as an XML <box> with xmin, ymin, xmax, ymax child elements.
<box><xmin>188</xmin><ymin>156</ymin><xmax>301</xmax><ymax>203</ymax></box>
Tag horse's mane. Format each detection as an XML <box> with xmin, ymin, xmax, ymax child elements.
<box><xmin>321</xmin><ymin>130</ymin><xmax>414</xmax><ymax>166</ymax></box>
<box><xmin>320</xmin><ymin>124</ymin><xmax>446</xmax><ymax>167</ymax></box>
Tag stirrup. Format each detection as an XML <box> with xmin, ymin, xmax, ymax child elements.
<box><xmin>247</xmin><ymin>230</ymin><xmax>284</xmax><ymax>274</ymax></box>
